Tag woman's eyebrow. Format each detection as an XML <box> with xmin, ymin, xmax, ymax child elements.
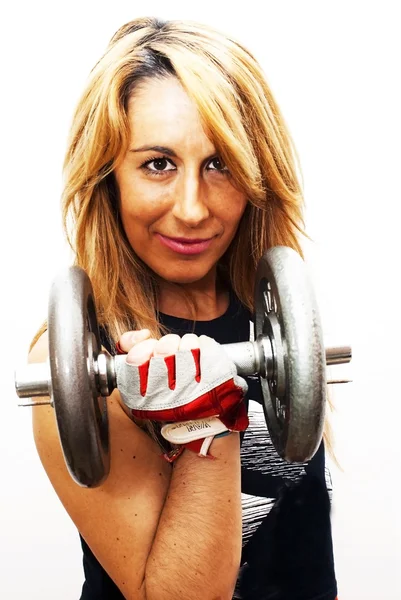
<box><xmin>129</xmin><ymin>146</ymin><xmax>220</xmax><ymax>163</ymax></box>
<box><xmin>129</xmin><ymin>145</ymin><xmax>177</xmax><ymax>157</ymax></box>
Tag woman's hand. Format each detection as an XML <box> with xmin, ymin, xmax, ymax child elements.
<box><xmin>115</xmin><ymin>330</ymin><xmax>249</xmax><ymax>459</ymax></box>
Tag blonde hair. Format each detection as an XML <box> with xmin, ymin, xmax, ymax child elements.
<box><xmin>60</xmin><ymin>16</ymin><xmax>305</xmax><ymax>339</ymax></box>
<box><xmin>33</xmin><ymin>17</ymin><xmax>335</xmax><ymax>452</ymax></box>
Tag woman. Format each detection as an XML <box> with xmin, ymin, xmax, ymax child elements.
<box><xmin>29</xmin><ymin>16</ymin><xmax>338</xmax><ymax>600</ymax></box>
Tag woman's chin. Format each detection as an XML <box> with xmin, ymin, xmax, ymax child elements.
<box><xmin>155</xmin><ymin>266</ymin><xmax>215</xmax><ymax>287</ymax></box>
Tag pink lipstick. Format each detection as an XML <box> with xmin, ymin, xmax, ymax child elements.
<box><xmin>156</xmin><ymin>234</ymin><xmax>214</xmax><ymax>255</ymax></box>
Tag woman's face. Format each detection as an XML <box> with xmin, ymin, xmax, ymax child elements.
<box><xmin>114</xmin><ymin>76</ymin><xmax>248</xmax><ymax>287</ymax></box>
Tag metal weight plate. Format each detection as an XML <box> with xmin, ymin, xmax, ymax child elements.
<box><xmin>48</xmin><ymin>267</ymin><xmax>110</xmax><ymax>487</ymax></box>
<box><xmin>255</xmin><ymin>247</ymin><xmax>326</xmax><ymax>462</ymax></box>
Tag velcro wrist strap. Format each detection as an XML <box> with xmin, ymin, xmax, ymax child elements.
<box><xmin>161</xmin><ymin>416</ymin><xmax>228</xmax><ymax>443</ymax></box>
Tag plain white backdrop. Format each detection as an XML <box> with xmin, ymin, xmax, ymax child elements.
<box><xmin>1</xmin><ymin>1</ymin><xmax>400</xmax><ymax>598</ymax></box>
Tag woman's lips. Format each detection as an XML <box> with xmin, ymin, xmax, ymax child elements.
<box><xmin>156</xmin><ymin>233</ymin><xmax>214</xmax><ymax>255</ymax></box>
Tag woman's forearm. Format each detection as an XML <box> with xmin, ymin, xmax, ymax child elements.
<box><xmin>145</xmin><ymin>433</ymin><xmax>242</xmax><ymax>600</ymax></box>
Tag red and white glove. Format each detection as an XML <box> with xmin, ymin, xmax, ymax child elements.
<box><xmin>115</xmin><ymin>331</ymin><xmax>249</xmax><ymax>460</ymax></box>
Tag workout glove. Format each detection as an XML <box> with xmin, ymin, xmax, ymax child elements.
<box><xmin>115</xmin><ymin>337</ymin><xmax>249</xmax><ymax>460</ymax></box>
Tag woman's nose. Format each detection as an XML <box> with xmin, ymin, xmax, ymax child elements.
<box><xmin>171</xmin><ymin>173</ymin><xmax>209</xmax><ymax>227</ymax></box>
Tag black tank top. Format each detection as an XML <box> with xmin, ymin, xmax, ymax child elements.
<box><xmin>79</xmin><ymin>293</ymin><xmax>337</xmax><ymax>600</ymax></box>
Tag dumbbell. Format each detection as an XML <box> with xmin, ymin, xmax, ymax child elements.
<box><xmin>15</xmin><ymin>246</ymin><xmax>351</xmax><ymax>488</ymax></box>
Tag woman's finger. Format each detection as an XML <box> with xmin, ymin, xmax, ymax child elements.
<box><xmin>153</xmin><ymin>334</ymin><xmax>181</xmax><ymax>357</ymax></box>
<box><xmin>179</xmin><ymin>333</ymin><xmax>199</xmax><ymax>351</ymax></box>
<box><xmin>118</xmin><ymin>329</ymin><xmax>151</xmax><ymax>353</ymax></box>
<box><xmin>198</xmin><ymin>335</ymin><xmax>219</xmax><ymax>350</ymax></box>
<box><xmin>126</xmin><ymin>338</ymin><xmax>158</xmax><ymax>365</ymax></box>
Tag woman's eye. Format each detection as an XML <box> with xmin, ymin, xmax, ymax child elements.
<box><xmin>207</xmin><ymin>157</ymin><xmax>228</xmax><ymax>172</ymax></box>
<box><xmin>142</xmin><ymin>157</ymin><xmax>176</xmax><ymax>173</ymax></box>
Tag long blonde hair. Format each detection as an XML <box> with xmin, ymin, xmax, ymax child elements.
<box><xmin>33</xmin><ymin>17</ymin><xmax>335</xmax><ymax>452</ymax></box>
<box><xmin>60</xmin><ymin>16</ymin><xmax>305</xmax><ymax>340</ymax></box>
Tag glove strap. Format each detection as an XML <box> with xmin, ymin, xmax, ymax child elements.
<box><xmin>161</xmin><ymin>416</ymin><xmax>227</xmax><ymax>444</ymax></box>
<box><xmin>161</xmin><ymin>420</ymin><xmax>233</xmax><ymax>463</ymax></box>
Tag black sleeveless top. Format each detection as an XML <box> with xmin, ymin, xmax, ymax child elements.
<box><xmin>79</xmin><ymin>293</ymin><xmax>337</xmax><ymax>600</ymax></box>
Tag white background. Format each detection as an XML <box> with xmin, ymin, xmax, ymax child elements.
<box><xmin>1</xmin><ymin>1</ymin><xmax>400</xmax><ymax>598</ymax></box>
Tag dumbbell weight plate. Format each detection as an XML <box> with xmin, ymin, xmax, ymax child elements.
<box><xmin>48</xmin><ymin>267</ymin><xmax>109</xmax><ymax>487</ymax></box>
<box><xmin>255</xmin><ymin>247</ymin><xmax>326</xmax><ymax>462</ymax></box>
